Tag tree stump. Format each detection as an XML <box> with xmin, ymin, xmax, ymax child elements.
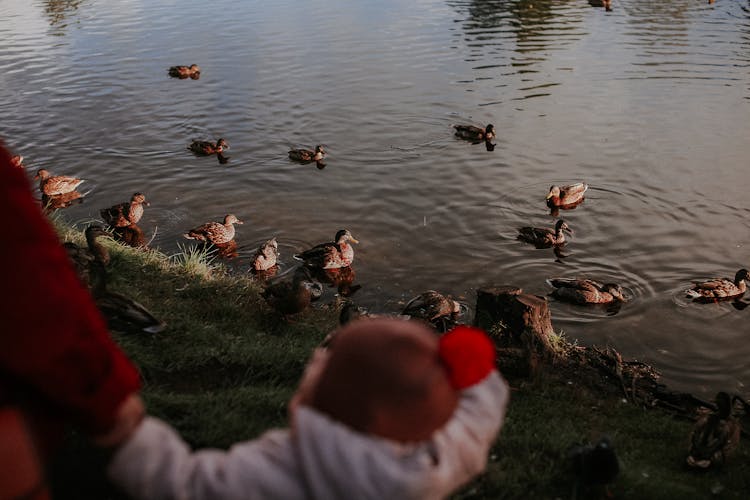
<box><xmin>474</xmin><ymin>286</ymin><xmax>557</xmax><ymax>377</ymax></box>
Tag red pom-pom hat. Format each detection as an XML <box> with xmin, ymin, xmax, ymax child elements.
<box><xmin>438</xmin><ymin>326</ymin><xmax>496</xmax><ymax>389</ymax></box>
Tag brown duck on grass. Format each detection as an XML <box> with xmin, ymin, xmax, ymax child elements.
<box><xmin>548</xmin><ymin>278</ymin><xmax>626</xmax><ymax>305</ymax></box>
<box><xmin>517</xmin><ymin>219</ymin><xmax>572</xmax><ymax>248</ymax></box>
<box><xmin>294</xmin><ymin>229</ymin><xmax>358</xmax><ymax>269</ymax></box>
<box><xmin>100</xmin><ymin>192</ymin><xmax>149</xmax><ymax>228</ymax></box>
<box><xmin>686</xmin><ymin>392</ymin><xmax>741</xmax><ymax>469</ymax></box>
<box><xmin>168</xmin><ymin>64</ymin><xmax>201</xmax><ymax>79</ymax></box>
<box><xmin>546</xmin><ymin>182</ymin><xmax>589</xmax><ymax>208</ymax></box>
<box><xmin>184</xmin><ymin>214</ymin><xmax>243</xmax><ymax>246</ymax></box>
<box><xmin>685</xmin><ymin>269</ymin><xmax>749</xmax><ymax>302</ymax></box>
<box><xmin>64</xmin><ymin>225</ymin><xmax>166</xmax><ymax>334</ymax></box>
<box><xmin>34</xmin><ymin>168</ymin><xmax>85</xmax><ymax>196</ymax></box>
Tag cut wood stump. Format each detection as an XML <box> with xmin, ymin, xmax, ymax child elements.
<box><xmin>474</xmin><ymin>286</ymin><xmax>557</xmax><ymax>377</ymax></box>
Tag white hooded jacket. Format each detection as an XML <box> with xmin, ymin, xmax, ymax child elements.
<box><xmin>107</xmin><ymin>371</ymin><xmax>509</xmax><ymax>500</ymax></box>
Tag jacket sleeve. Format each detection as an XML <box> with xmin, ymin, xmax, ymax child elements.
<box><xmin>0</xmin><ymin>145</ymin><xmax>141</xmax><ymax>433</ymax></box>
<box><xmin>426</xmin><ymin>370</ymin><xmax>510</xmax><ymax>495</ymax></box>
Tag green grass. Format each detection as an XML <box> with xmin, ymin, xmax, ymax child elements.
<box><xmin>50</xmin><ymin>222</ymin><xmax>750</xmax><ymax>499</ymax></box>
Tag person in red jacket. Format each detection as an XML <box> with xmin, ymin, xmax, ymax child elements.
<box><xmin>0</xmin><ymin>142</ymin><xmax>144</xmax><ymax>499</ymax></box>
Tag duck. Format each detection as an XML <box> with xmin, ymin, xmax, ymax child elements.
<box><xmin>401</xmin><ymin>290</ymin><xmax>462</xmax><ymax>333</ymax></box>
<box><xmin>33</xmin><ymin>168</ymin><xmax>85</xmax><ymax>196</ymax></box>
<box><xmin>517</xmin><ymin>219</ymin><xmax>572</xmax><ymax>248</ymax></box>
<box><xmin>10</xmin><ymin>155</ymin><xmax>24</xmax><ymax>168</ymax></box>
<box><xmin>64</xmin><ymin>225</ymin><xmax>112</xmax><ymax>292</ymax></box>
<box><xmin>252</xmin><ymin>237</ymin><xmax>279</xmax><ymax>271</ymax></box>
<box><xmin>184</xmin><ymin>214</ymin><xmax>243</xmax><ymax>246</ymax></box>
<box><xmin>567</xmin><ymin>436</ymin><xmax>619</xmax><ymax>499</ymax></box>
<box><xmin>64</xmin><ymin>226</ymin><xmax>166</xmax><ymax>334</ymax></box>
<box><xmin>42</xmin><ymin>191</ymin><xmax>85</xmax><ymax>212</ymax></box>
<box><xmin>685</xmin><ymin>269</ymin><xmax>749</xmax><ymax>302</ymax></box>
<box><xmin>546</xmin><ymin>182</ymin><xmax>588</xmax><ymax>208</ymax></box>
<box><xmin>453</xmin><ymin>123</ymin><xmax>495</xmax><ymax>143</ymax></box>
<box><xmin>294</xmin><ymin>229</ymin><xmax>358</xmax><ymax>269</ymax></box>
<box><xmin>189</xmin><ymin>138</ymin><xmax>229</xmax><ymax>156</ymax></box>
<box><xmin>262</xmin><ymin>267</ymin><xmax>324</xmax><ymax>318</ymax></box>
<box><xmin>288</xmin><ymin>145</ymin><xmax>326</xmax><ymax>163</ymax></box>
<box><xmin>686</xmin><ymin>392</ymin><xmax>741</xmax><ymax>469</ymax></box>
<box><xmin>168</xmin><ymin>64</ymin><xmax>201</xmax><ymax>79</ymax></box>
<box><xmin>100</xmin><ymin>192</ymin><xmax>149</xmax><ymax>228</ymax></box>
<box><xmin>548</xmin><ymin>278</ymin><xmax>626</xmax><ymax>305</ymax></box>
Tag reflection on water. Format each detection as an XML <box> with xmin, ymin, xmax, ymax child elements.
<box><xmin>0</xmin><ymin>0</ymin><xmax>749</xmax><ymax>397</ymax></box>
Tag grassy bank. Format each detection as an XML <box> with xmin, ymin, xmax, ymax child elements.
<box><xmin>51</xmin><ymin>222</ymin><xmax>750</xmax><ymax>499</ymax></box>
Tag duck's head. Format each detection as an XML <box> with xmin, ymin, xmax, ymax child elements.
<box><xmin>10</xmin><ymin>155</ymin><xmax>23</xmax><ymax>168</ymax></box>
<box><xmin>303</xmin><ymin>280</ymin><xmax>324</xmax><ymax>300</ymax></box>
<box><xmin>484</xmin><ymin>124</ymin><xmax>496</xmax><ymax>140</ymax></box>
<box><xmin>263</xmin><ymin>237</ymin><xmax>279</xmax><ymax>256</ymax></box>
<box><xmin>335</xmin><ymin>229</ymin><xmax>359</xmax><ymax>245</ymax></box>
<box><xmin>555</xmin><ymin>219</ymin><xmax>573</xmax><ymax>235</ymax></box>
<box><xmin>314</xmin><ymin>145</ymin><xmax>326</xmax><ymax>160</ymax></box>
<box><xmin>190</xmin><ymin>64</ymin><xmax>201</xmax><ymax>73</ymax></box>
<box><xmin>34</xmin><ymin>168</ymin><xmax>50</xmax><ymax>180</ymax></box>
<box><xmin>735</xmin><ymin>268</ymin><xmax>750</xmax><ymax>284</ymax></box>
<box><xmin>603</xmin><ymin>283</ymin><xmax>626</xmax><ymax>302</ymax></box>
<box><xmin>132</xmin><ymin>192</ymin><xmax>150</xmax><ymax>206</ymax></box>
<box><xmin>224</xmin><ymin>214</ymin><xmax>243</xmax><ymax>225</ymax></box>
<box><xmin>546</xmin><ymin>185</ymin><xmax>561</xmax><ymax>201</ymax></box>
<box><xmin>216</xmin><ymin>138</ymin><xmax>229</xmax><ymax>152</ymax></box>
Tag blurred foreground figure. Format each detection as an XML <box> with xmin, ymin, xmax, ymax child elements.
<box><xmin>107</xmin><ymin>319</ymin><xmax>510</xmax><ymax>499</ymax></box>
<box><xmin>0</xmin><ymin>143</ymin><xmax>144</xmax><ymax>499</ymax></box>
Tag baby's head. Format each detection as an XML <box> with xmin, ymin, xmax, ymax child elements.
<box><xmin>307</xmin><ymin>318</ymin><xmax>459</xmax><ymax>442</ymax></box>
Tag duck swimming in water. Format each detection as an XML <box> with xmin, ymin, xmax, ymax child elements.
<box><xmin>401</xmin><ymin>290</ymin><xmax>462</xmax><ymax>333</ymax></box>
<box><xmin>453</xmin><ymin>123</ymin><xmax>495</xmax><ymax>143</ymax></box>
<box><xmin>288</xmin><ymin>145</ymin><xmax>326</xmax><ymax>163</ymax></box>
<box><xmin>100</xmin><ymin>192</ymin><xmax>149</xmax><ymax>228</ymax></box>
<box><xmin>184</xmin><ymin>214</ymin><xmax>243</xmax><ymax>246</ymax></box>
<box><xmin>518</xmin><ymin>219</ymin><xmax>572</xmax><ymax>248</ymax></box>
<box><xmin>548</xmin><ymin>278</ymin><xmax>626</xmax><ymax>305</ymax></box>
<box><xmin>546</xmin><ymin>182</ymin><xmax>588</xmax><ymax>208</ymax></box>
<box><xmin>34</xmin><ymin>168</ymin><xmax>85</xmax><ymax>196</ymax></box>
<box><xmin>294</xmin><ymin>229</ymin><xmax>358</xmax><ymax>269</ymax></box>
<box><xmin>252</xmin><ymin>237</ymin><xmax>280</xmax><ymax>272</ymax></box>
<box><xmin>168</xmin><ymin>64</ymin><xmax>201</xmax><ymax>79</ymax></box>
<box><xmin>685</xmin><ymin>269</ymin><xmax>749</xmax><ymax>302</ymax></box>
<box><xmin>189</xmin><ymin>138</ymin><xmax>228</xmax><ymax>155</ymax></box>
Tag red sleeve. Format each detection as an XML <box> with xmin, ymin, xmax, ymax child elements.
<box><xmin>0</xmin><ymin>144</ymin><xmax>141</xmax><ymax>433</ymax></box>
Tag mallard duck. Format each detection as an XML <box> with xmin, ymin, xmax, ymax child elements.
<box><xmin>168</xmin><ymin>64</ymin><xmax>201</xmax><ymax>79</ymax></box>
<box><xmin>64</xmin><ymin>225</ymin><xmax>165</xmax><ymax>334</ymax></box>
<box><xmin>546</xmin><ymin>182</ymin><xmax>589</xmax><ymax>208</ymax></box>
<box><xmin>34</xmin><ymin>168</ymin><xmax>85</xmax><ymax>196</ymax></box>
<box><xmin>453</xmin><ymin>123</ymin><xmax>495</xmax><ymax>142</ymax></box>
<box><xmin>685</xmin><ymin>269</ymin><xmax>749</xmax><ymax>302</ymax></box>
<box><xmin>100</xmin><ymin>192</ymin><xmax>149</xmax><ymax>228</ymax></box>
<box><xmin>10</xmin><ymin>155</ymin><xmax>24</xmax><ymax>168</ymax></box>
<box><xmin>517</xmin><ymin>219</ymin><xmax>572</xmax><ymax>248</ymax></box>
<box><xmin>189</xmin><ymin>138</ymin><xmax>228</xmax><ymax>155</ymax></box>
<box><xmin>548</xmin><ymin>278</ymin><xmax>626</xmax><ymax>305</ymax></box>
<box><xmin>184</xmin><ymin>214</ymin><xmax>243</xmax><ymax>246</ymax></box>
<box><xmin>294</xmin><ymin>229</ymin><xmax>358</xmax><ymax>269</ymax></box>
<box><xmin>252</xmin><ymin>237</ymin><xmax>279</xmax><ymax>271</ymax></box>
<box><xmin>64</xmin><ymin>225</ymin><xmax>112</xmax><ymax>292</ymax></box>
<box><xmin>96</xmin><ymin>291</ymin><xmax>167</xmax><ymax>334</ymax></box>
<box><xmin>567</xmin><ymin>436</ymin><xmax>619</xmax><ymax>499</ymax></box>
<box><xmin>401</xmin><ymin>290</ymin><xmax>461</xmax><ymax>333</ymax></box>
<box><xmin>262</xmin><ymin>268</ymin><xmax>324</xmax><ymax>318</ymax></box>
<box><xmin>686</xmin><ymin>392</ymin><xmax>741</xmax><ymax>469</ymax></box>
<box><xmin>288</xmin><ymin>145</ymin><xmax>326</xmax><ymax>163</ymax></box>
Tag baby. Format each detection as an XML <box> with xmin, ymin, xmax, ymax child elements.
<box><xmin>107</xmin><ymin>318</ymin><xmax>510</xmax><ymax>499</ymax></box>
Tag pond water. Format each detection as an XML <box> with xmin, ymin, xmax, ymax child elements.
<box><xmin>1</xmin><ymin>0</ymin><xmax>748</xmax><ymax>397</ymax></box>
